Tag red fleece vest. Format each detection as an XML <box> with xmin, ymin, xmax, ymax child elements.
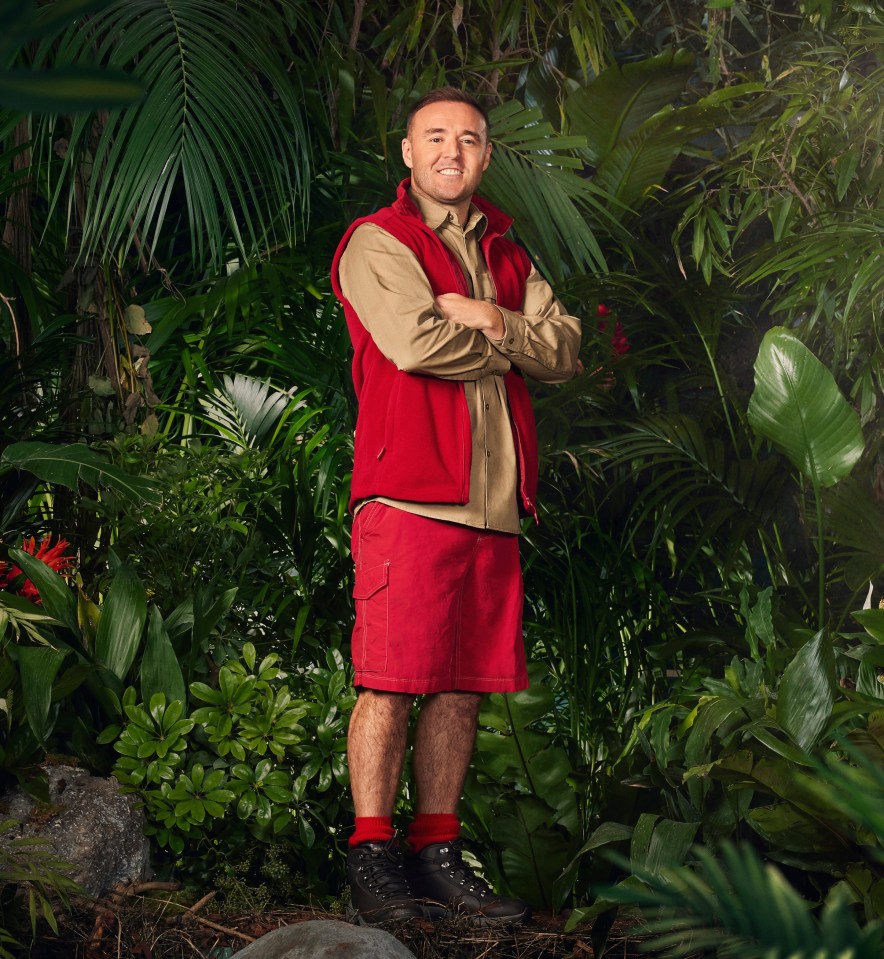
<box><xmin>331</xmin><ymin>179</ymin><xmax>539</xmax><ymax>520</ymax></box>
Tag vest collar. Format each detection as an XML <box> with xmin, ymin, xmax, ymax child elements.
<box><xmin>392</xmin><ymin>177</ymin><xmax>513</xmax><ymax>237</ymax></box>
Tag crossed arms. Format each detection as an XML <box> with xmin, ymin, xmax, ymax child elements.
<box><xmin>338</xmin><ymin>223</ymin><xmax>581</xmax><ymax>384</ymax></box>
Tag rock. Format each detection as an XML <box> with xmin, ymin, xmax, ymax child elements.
<box><xmin>2</xmin><ymin>764</ymin><xmax>149</xmax><ymax>898</ymax></box>
<box><xmin>234</xmin><ymin>919</ymin><xmax>417</xmax><ymax>958</ymax></box>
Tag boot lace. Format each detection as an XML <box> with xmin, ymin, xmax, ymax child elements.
<box><xmin>435</xmin><ymin>838</ymin><xmax>492</xmax><ymax>899</ymax></box>
<box><xmin>356</xmin><ymin>840</ymin><xmax>412</xmax><ymax>902</ymax></box>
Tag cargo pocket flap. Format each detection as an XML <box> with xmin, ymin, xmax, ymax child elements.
<box><xmin>353</xmin><ymin>562</ymin><xmax>389</xmax><ymax>600</ymax></box>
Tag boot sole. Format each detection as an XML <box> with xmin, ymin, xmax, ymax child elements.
<box><xmin>346</xmin><ymin>904</ymin><xmax>424</xmax><ymax>925</ymax></box>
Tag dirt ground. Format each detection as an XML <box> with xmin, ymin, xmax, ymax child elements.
<box><xmin>29</xmin><ymin>884</ymin><xmax>654</xmax><ymax>958</ymax></box>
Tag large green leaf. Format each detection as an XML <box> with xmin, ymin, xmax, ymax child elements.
<box><xmin>94</xmin><ymin>565</ymin><xmax>146</xmax><ymax>682</ymax></box>
<box><xmin>565</xmin><ymin>50</ymin><xmax>695</xmax><ymax>165</ymax></box>
<box><xmin>42</xmin><ymin>0</ymin><xmax>312</xmax><ymax>269</ymax></box>
<box><xmin>490</xmin><ymin>798</ymin><xmax>573</xmax><ymax>908</ymax></box>
<box><xmin>776</xmin><ymin>629</ymin><xmax>835</xmax><ymax>751</ymax></box>
<box><xmin>593</xmin><ymin>103</ymin><xmax>730</xmax><ymax>213</ymax></box>
<box><xmin>2</xmin><ymin>441</ymin><xmax>160</xmax><ymax>504</ymax></box>
<box><xmin>748</xmin><ymin>328</ymin><xmax>864</xmax><ymax>488</ymax></box>
<box><xmin>140</xmin><ymin>606</ymin><xmax>185</xmax><ymax>705</ymax></box>
<box><xmin>17</xmin><ymin>644</ymin><xmax>66</xmax><ymax>744</ymax></box>
<box><xmin>10</xmin><ymin>549</ymin><xmax>79</xmax><ymax>637</ymax></box>
<box><xmin>630</xmin><ymin>814</ymin><xmax>698</xmax><ymax>877</ymax></box>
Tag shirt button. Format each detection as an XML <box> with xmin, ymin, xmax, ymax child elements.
<box><xmin>484</xmin><ymin>403</ymin><xmax>490</xmax><ymax>411</ymax></box>
<box><xmin>486</xmin><ymin>450</ymin><xmax>491</xmax><ymax>458</ymax></box>
<box><xmin>508</xmin><ymin>337</ymin><xmax>515</xmax><ymax>344</ymax></box>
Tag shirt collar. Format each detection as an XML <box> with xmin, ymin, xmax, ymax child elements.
<box><xmin>408</xmin><ymin>188</ymin><xmax>487</xmax><ymax>237</ymax></box>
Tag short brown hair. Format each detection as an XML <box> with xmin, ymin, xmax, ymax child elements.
<box><xmin>405</xmin><ymin>87</ymin><xmax>490</xmax><ymax>138</ymax></box>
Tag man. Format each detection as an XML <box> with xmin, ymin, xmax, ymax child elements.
<box><xmin>331</xmin><ymin>87</ymin><xmax>581</xmax><ymax>925</ymax></box>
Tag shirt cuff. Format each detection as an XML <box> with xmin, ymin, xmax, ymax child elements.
<box><xmin>491</xmin><ymin>307</ymin><xmax>527</xmax><ymax>354</ymax></box>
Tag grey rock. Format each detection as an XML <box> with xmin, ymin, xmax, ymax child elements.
<box><xmin>2</xmin><ymin>764</ymin><xmax>149</xmax><ymax>898</ymax></box>
<box><xmin>234</xmin><ymin>919</ymin><xmax>417</xmax><ymax>958</ymax></box>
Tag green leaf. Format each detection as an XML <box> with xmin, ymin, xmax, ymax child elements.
<box><xmin>776</xmin><ymin>629</ymin><xmax>835</xmax><ymax>751</ymax></box>
<box><xmin>553</xmin><ymin>820</ymin><xmax>634</xmax><ymax>911</ymax></box>
<box><xmin>140</xmin><ymin>606</ymin><xmax>185</xmax><ymax>705</ymax></box>
<box><xmin>17</xmin><ymin>645</ymin><xmax>66</xmax><ymax>743</ymax></box>
<box><xmin>197</xmin><ymin>374</ymin><xmax>293</xmax><ymax>450</ymax></box>
<box><xmin>0</xmin><ymin>66</ymin><xmax>142</xmax><ymax>113</ymax></box>
<box><xmin>853</xmin><ymin>609</ymin><xmax>884</xmax><ymax>645</ymax></box>
<box><xmin>748</xmin><ymin>328</ymin><xmax>864</xmax><ymax>488</ymax></box>
<box><xmin>492</xmin><ymin>802</ymin><xmax>573</xmax><ymax>909</ymax></box>
<box><xmin>481</xmin><ymin>102</ymin><xmax>610</xmax><ymax>283</ymax></box>
<box><xmin>857</xmin><ymin>648</ymin><xmax>884</xmax><ymax>702</ymax></box>
<box><xmin>44</xmin><ymin>0</ymin><xmax>311</xmax><ymax>270</ymax></box>
<box><xmin>1</xmin><ymin>441</ymin><xmax>160</xmax><ymax>504</ymax></box>
<box><xmin>94</xmin><ymin>565</ymin><xmax>147</xmax><ymax>681</ymax></box>
<box><xmin>10</xmin><ymin>549</ymin><xmax>78</xmax><ymax>636</ymax></box>
<box><xmin>566</xmin><ymin>49</ymin><xmax>695</xmax><ymax>164</ymax></box>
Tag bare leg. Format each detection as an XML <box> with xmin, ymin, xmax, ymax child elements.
<box><xmin>412</xmin><ymin>691</ymin><xmax>483</xmax><ymax>814</ymax></box>
<box><xmin>348</xmin><ymin>689</ymin><xmax>415</xmax><ymax>817</ymax></box>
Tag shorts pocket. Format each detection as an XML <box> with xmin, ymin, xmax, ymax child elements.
<box><xmin>355</xmin><ymin>500</ymin><xmax>386</xmax><ymax>537</ymax></box>
<box><xmin>352</xmin><ymin>561</ymin><xmax>390</xmax><ymax>672</ymax></box>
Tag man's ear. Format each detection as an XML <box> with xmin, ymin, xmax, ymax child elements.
<box><xmin>482</xmin><ymin>141</ymin><xmax>492</xmax><ymax>171</ymax></box>
<box><xmin>402</xmin><ymin>137</ymin><xmax>413</xmax><ymax>169</ymax></box>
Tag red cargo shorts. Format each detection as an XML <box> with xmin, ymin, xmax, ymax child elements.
<box><xmin>350</xmin><ymin>502</ymin><xmax>528</xmax><ymax>694</ymax></box>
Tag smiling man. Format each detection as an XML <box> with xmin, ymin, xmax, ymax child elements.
<box><xmin>331</xmin><ymin>88</ymin><xmax>582</xmax><ymax>925</ymax></box>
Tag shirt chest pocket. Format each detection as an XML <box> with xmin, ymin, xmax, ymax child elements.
<box><xmin>474</xmin><ymin>269</ymin><xmax>497</xmax><ymax>304</ymax></box>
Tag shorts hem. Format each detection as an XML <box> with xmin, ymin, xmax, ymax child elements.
<box><xmin>354</xmin><ymin>674</ymin><xmax>529</xmax><ymax>694</ymax></box>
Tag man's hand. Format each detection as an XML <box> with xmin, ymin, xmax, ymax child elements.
<box><xmin>435</xmin><ymin>293</ymin><xmax>505</xmax><ymax>340</ymax></box>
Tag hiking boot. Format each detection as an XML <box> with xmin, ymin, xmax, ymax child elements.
<box><xmin>405</xmin><ymin>838</ymin><xmax>530</xmax><ymax>923</ymax></box>
<box><xmin>347</xmin><ymin>838</ymin><xmax>423</xmax><ymax>924</ymax></box>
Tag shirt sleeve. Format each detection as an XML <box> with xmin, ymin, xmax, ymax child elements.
<box><xmin>493</xmin><ymin>265</ymin><xmax>582</xmax><ymax>383</ymax></box>
<box><xmin>338</xmin><ymin>223</ymin><xmax>511</xmax><ymax>381</ymax></box>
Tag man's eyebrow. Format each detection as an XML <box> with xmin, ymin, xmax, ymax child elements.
<box><xmin>421</xmin><ymin>127</ymin><xmax>485</xmax><ymax>139</ymax></box>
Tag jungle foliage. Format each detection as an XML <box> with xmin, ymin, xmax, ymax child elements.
<box><xmin>0</xmin><ymin>0</ymin><xmax>882</xmax><ymax>954</ymax></box>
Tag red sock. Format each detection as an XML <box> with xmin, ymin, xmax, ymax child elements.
<box><xmin>406</xmin><ymin>813</ymin><xmax>460</xmax><ymax>853</ymax></box>
<box><xmin>349</xmin><ymin>816</ymin><xmax>395</xmax><ymax>847</ymax></box>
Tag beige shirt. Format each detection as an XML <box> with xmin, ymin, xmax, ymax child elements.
<box><xmin>339</xmin><ymin>190</ymin><xmax>581</xmax><ymax>533</ymax></box>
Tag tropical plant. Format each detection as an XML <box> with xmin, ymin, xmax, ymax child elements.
<box><xmin>602</xmin><ymin>841</ymin><xmax>884</xmax><ymax>958</ymax></box>
<box><xmin>100</xmin><ymin>642</ymin><xmax>355</xmax><ymax>892</ymax></box>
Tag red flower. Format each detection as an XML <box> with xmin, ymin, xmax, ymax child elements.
<box><xmin>0</xmin><ymin>536</ymin><xmax>76</xmax><ymax>605</ymax></box>
<box><xmin>611</xmin><ymin>320</ymin><xmax>630</xmax><ymax>355</ymax></box>
<box><xmin>595</xmin><ymin>304</ymin><xmax>630</xmax><ymax>356</ymax></box>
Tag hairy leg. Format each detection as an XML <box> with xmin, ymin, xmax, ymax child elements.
<box><xmin>348</xmin><ymin>688</ymin><xmax>415</xmax><ymax>817</ymax></box>
<box><xmin>412</xmin><ymin>691</ymin><xmax>483</xmax><ymax>814</ymax></box>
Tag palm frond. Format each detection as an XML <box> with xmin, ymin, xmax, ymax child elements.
<box><xmin>482</xmin><ymin>103</ymin><xmax>613</xmax><ymax>283</ymax></box>
<box><xmin>593</xmin><ymin>414</ymin><xmax>786</xmax><ymax>567</ymax></box>
<box><xmin>40</xmin><ymin>0</ymin><xmax>313</xmax><ymax>268</ymax></box>
<box><xmin>601</xmin><ymin>842</ymin><xmax>883</xmax><ymax>958</ymax></box>
<box><xmin>196</xmin><ymin>374</ymin><xmax>303</xmax><ymax>451</ymax></box>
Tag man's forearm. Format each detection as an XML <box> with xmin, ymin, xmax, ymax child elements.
<box><xmin>339</xmin><ymin>224</ymin><xmax>509</xmax><ymax>381</ymax></box>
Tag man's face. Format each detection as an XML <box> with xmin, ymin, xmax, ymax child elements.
<box><xmin>402</xmin><ymin>101</ymin><xmax>492</xmax><ymax>213</ymax></box>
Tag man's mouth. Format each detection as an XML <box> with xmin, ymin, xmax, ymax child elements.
<box><xmin>436</xmin><ymin>168</ymin><xmax>463</xmax><ymax>177</ymax></box>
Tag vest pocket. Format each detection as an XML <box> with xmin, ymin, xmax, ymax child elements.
<box><xmin>352</xmin><ymin>561</ymin><xmax>390</xmax><ymax>672</ymax></box>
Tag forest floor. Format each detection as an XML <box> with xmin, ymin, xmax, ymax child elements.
<box><xmin>29</xmin><ymin>883</ymin><xmax>658</xmax><ymax>958</ymax></box>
